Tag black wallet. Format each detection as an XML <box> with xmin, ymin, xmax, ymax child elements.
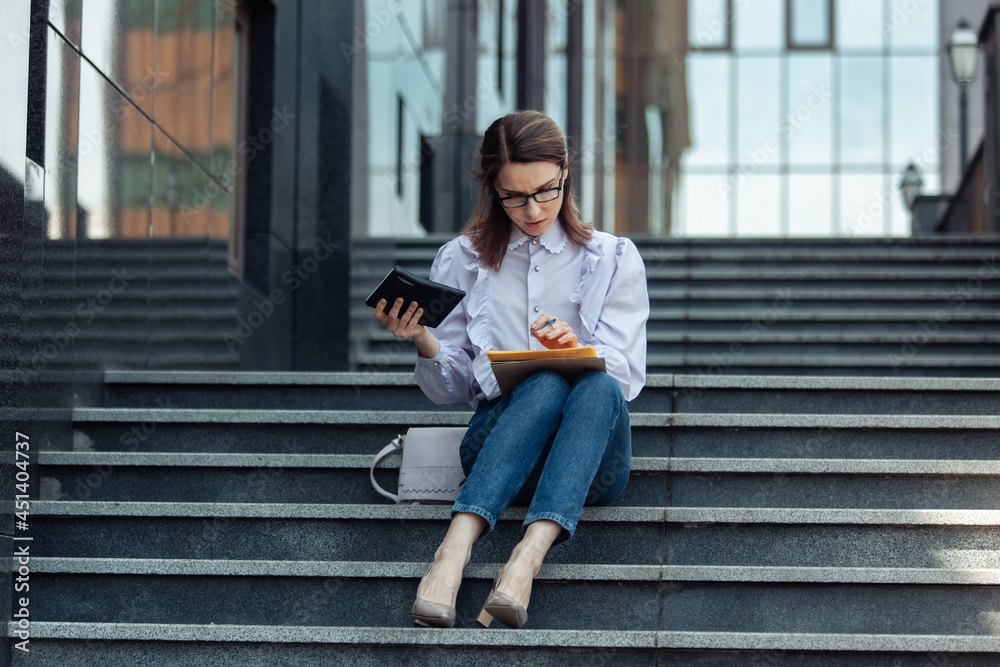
<box><xmin>365</xmin><ymin>266</ymin><xmax>466</xmax><ymax>328</ymax></box>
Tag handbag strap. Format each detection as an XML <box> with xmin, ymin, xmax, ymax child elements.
<box><xmin>370</xmin><ymin>434</ymin><xmax>405</xmax><ymax>503</ymax></box>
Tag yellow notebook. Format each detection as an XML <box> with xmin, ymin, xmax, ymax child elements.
<box><xmin>487</xmin><ymin>346</ymin><xmax>606</xmax><ymax>394</ymax></box>
<box><xmin>487</xmin><ymin>345</ymin><xmax>599</xmax><ymax>363</ymax></box>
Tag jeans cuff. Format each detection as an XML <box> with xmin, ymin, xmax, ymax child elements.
<box><xmin>522</xmin><ymin>511</ymin><xmax>574</xmax><ymax>544</ymax></box>
<box><xmin>451</xmin><ymin>503</ymin><xmax>497</xmax><ymax>533</ymax></box>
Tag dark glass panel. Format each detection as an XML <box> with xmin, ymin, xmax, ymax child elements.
<box><xmin>155</xmin><ymin>0</ymin><xmax>214</xmax><ymax>170</ymax></box>
<box><xmin>48</xmin><ymin>0</ymin><xmax>83</xmax><ymax>48</ymax></box>
<box><xmin>151</xmin><ymin>128</ymin><xmax>237</xmax><ymax>369</ymax></box>
<box><xmin>75</xmin><ymin>58</ymin><xmax>153</xmax><ymax>370</ymax></box>
<box><xmin>43</xmin><ymin>29</ymin><xmax>80</xmax><ymax>241</ymax></box>
<box><xmin>81</xmin><ymin>0</ymin><xmax>157</xmax><ymax>115</ymax></box>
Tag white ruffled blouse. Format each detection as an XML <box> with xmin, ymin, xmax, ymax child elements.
<box><xmin>414</xmin><ymin>223</ymin><xmax>649</xmax><ymax>408</ymax></box>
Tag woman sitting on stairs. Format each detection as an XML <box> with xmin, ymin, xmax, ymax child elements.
<box><xmin>373</xmin><ymin>110</ymin><xmax>649</xmax><ymax>629</ymax></box>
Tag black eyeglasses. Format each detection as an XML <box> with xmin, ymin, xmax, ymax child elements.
<box><xmin>496</xmin><ymin>169</ymin><xmax>564</xmax><ymax>209</ymax></box>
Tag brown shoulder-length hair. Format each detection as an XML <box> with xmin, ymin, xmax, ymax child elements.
<box><xmin>462</xmin><ymin>110</ymin><xmax>592</xmax><ymax>270</ymax></box>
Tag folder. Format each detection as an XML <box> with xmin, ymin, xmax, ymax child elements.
<box><xmin>487</xmin><ymin>346</ymin><xmax>607</xmax><ymax>394</ymax></box>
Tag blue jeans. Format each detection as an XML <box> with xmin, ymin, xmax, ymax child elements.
<box><xmin>452</xmin><ymin>370</ymin><xmax>631</xmax><ymax>543</ymax></box>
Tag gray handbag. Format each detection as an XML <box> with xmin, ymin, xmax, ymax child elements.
<box><xmin>369</xmin><ymin>427</ymin><xmax>468</xmax><ymax>504</ymax></box>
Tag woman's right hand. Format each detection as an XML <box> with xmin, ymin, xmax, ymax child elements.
<box><xmin>374</xmin><ymin>298</ymin><xmax>441</xmax><ymax>358</ymax></box>
<box><xmin>374</xmin><ymin>298</ymin><xmax>426</xmax><ymax>340</ymax></box>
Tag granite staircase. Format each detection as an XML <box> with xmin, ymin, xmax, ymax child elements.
<box><xmin>9</xmin><ymin>238</ymin><xmax>240</xmax><ymax>373</ymax></box>
<box><xmin>351</xmin><ymin>236</ymin><xmax>1000</xmax><ymax>376</ymax></box>
<box><xmin>14</xmin><ymin>369</ymin><xmax>1000</xmax><ymax>664</ymax></box>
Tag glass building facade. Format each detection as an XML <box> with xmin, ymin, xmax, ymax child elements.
<box><xmin>357</xmin><ymin>0</ymin><xmax>947</xmax><ymax>239</ymax></box>
<box><xmin>1</xmin><ymin>0</ymin><xmax>985</xmax><ymax>383</ymax></box>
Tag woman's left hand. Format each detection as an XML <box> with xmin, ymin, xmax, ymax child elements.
<box><xmin>531</xmin><ymin>314</ymin><xmax>578</xmax><ymax>349</ymax></box>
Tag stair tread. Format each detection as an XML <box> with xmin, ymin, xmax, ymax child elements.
<box><xmin>26</xmin><ymin>558</ymin><xmax>1000</xmax><ymax>584</ymax></box>
<box><xmin>68</xmin><ymin>408</ymin><xmax>1000</xmax><ymax>429</ymax></box>
<box><xmin>361</xmin><ymin>329</ymin><xmax>1000</xmax><ymax>343</ymax></box>
<box><xmin>12</xmin><ymin>622</ymin><xmax>1000</xmax><ymax>651</ymax></box>
<box><xmin>646</xmin><ymin>308</ymin><xmax>1000</xmax><ymax>320</ymax></box>
<box><xmin>37</xmin><ymin>451</ymin><xmax>1000</xmax><ymax>475</ymax></box>
<box><xmin>646</xmin><ymin>353</ymin><xmax>1000</xmax><ymax>367</ymax></box>
<box><xmin>29</xmin><ymin>501</ymin><xmax>1000</xmax><ymax>525</ymax></box>
<box><xmin>100</xmin><ymin>370</ymin><xmax>1000</xmax><ymax>391</ymax></box>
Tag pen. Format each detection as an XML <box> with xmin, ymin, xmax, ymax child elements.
<box><xmin>536</xmin><ymin>318</ymin><xmax>556</xmax><ymax>331</ymax></box>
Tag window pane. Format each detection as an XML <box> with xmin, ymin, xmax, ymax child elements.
<box><xmin>678</xmin><ymin>174</ymin><xmax>730</xmax><ymax>236</ymax></box>
<box><xmin>736</xmin><ymin>57</ymin><xmax>781</xmax><ymax>170</ymax></box>
<box><xmin>788</xmin><ymin>53</ymin><xmax>832</xmax><ymax>166</ymax></box>
<box><xmin>789</xmin><ymin>174</ymin><xmax>832</xmax><ymax>235</ymax></box>
<box><xmin>737</xmin><ymin>174</ymin><xmax>780</xmax><ymax>235</ymax></box>
<box><xmin>790</xmin><ymin>0</ymin><xmax>830</xmax><ymax>47</ymax></box>
<box><xmin>683</xmin><ymin>53</ymin><xmax>730</xmax><ymax>167</ymax></box>
<box><xmin>689</xmin><ymin>0</ymin><xmax>729</xmax><ymax>49</ymax></box>
<box><xmin>890</xmin><ymin>55</ymin><xmax>938</xmax><ymax>171</ymax></box>
<box><xmin>836</xmin><ymin>0</ymin><xmax>883</xmax><ymax>51</ymax></box>
<box><xmin>840</xmin><ymin>173</ymin><xmax>891</xmax><ymax>237</ymax></box>
<box><xmin>887</xmin><ymin>0</ymin><xmax>938</xmax><ymax>51</ymax></box>
<box><xmin>367</xmin><ymin>61</ymin><xmax>397</xmax><ymax>167</ymax></box>
<box><xmin>734</xmin><ymin>0</ymin><xmax>783</xmax><ymax>52</ymax></box>
<box><xmin>840</xmin><ymin>56</ymin><xmax>884</xmax><ymax>165</ymax></box>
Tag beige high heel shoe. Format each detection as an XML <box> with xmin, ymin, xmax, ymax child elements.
<box><xmin>410</xmin><ymin>565</ymin><xmax>457</xmax><ymax>628</ymax></box>
<box><xmin>476</xmin><ymin>568</ymin><xmax>528</xmax><ymax>629</ymax></box>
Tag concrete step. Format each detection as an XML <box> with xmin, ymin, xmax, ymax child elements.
<box><xmin>644</xmin><ymin>353</ymin><xmax>1000</xmax><ymax>375</ymax></box>
<box><xmin>17</xmin><ymin>329</ymin><xmax>236</xmax><ymax>345</ymax></box>
<box><xmin>352</xmin><ymin>234</ymin><xmax>1000</xmax><ymax>255</ymax></box>
<box><xmin>351</xmin><ymin>283</ymin><xmax>1000</xmax><ymax>306</ymax></box>
<box><xmin>65</xmin><ymin>407</ymin><xmax>1000</xmax><ymax>460</ymax></box>
<box><xmin>15</xmin><ymin>312</ymin><xmax>239</xmax><ymax>331</ymax></box>
<box><xmin>354</xmin><ymin>262</ymin><xmax>1000</xmax><ymax>280</ymax></box>
<box><xmin>36</xmin><ymin>452</ymin><xmax>1000</xmax><ymax>509</ymax></box>
<box><xmin>25</xmin><ymin>557</ymin><xmax>1000</xmax><ymax>585</ymax></box>
<box><xmin>642</xmin><ymin>287</ymin><xmax>1000</xmax><ymax>304</ymax></box>
<box><xmin>15</xmin><ymin>564</ymin><xmax>1000</xmax><ymax>632</ymax></box>
<box><xmin>28</xmin><ymin>502</ymin><xmax>1000</xmax><ymax>565</ymax></box>
<box><xmin>12</xmin><ymin>623</ymin><xmax>1000</xmax><ymax>666</ymax></box>
<box><xmin>643</xmin><ymin>307</ymin><xmax>1000</xmax><ymax>322</ymax></box>
<box><xmin>13</xmin><ymin>349</ymin><xmax>240</xmax><ymax>373</ymax></box>
<box><xmin>99</xmin><ymin>371</ymin><xmax>473</xmax><ymax>411</ymax></box>
<box><xmin>353</xmin><ymin>334</ymin><xmax>1000</xmax><ymax>361</ymax></box>
<box><xmin>352</xmin><ymin>350</ymin><xmax>1000</xmax><ymax>375</ymax></box>
<box><xmin>355</xmin><ymin>328</ymin><xmax>1000</xmax><ymax>346</ymax></box>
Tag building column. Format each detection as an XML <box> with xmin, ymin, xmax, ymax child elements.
<box><xmin>517</xmin><ymin>0</ymin><xmax>546</xmax><ymax>110</ymax></box>
<box><xmin>980</xmin><ymin>7</ymin><xmax>1000</xmax><ymax>234</ymax></box>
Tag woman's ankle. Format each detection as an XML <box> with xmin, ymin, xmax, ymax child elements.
<box><xmin>432</xmin><ymin>543</ymin><xmax>472</xmax><ymax>568</ymax></box>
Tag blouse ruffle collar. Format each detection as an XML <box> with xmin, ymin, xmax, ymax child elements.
<box><xmin>506</xmin><ymin>220</ymin><xmax>568</xmax><ymax>254</ymax></box>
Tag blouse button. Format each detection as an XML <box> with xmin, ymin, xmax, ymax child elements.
<box><xmin>534</xmin><ymin>265</ymin><xmax>540</xmax><ymax>272</ymax></box>
<box><xmin>534</xmin><ymin>306</ymin><xmax>540</xmax><ymax>312</ymax></box>
<box><xmin>531</xmin><ymin>239</ymin><xmax>538</xmax><ymax>245</ymax></box>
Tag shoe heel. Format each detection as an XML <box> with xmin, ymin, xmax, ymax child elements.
<box><xmin>476</xmin><ymin>606</ymin><xmax>494</xmax><ymax>627</ymax></box>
